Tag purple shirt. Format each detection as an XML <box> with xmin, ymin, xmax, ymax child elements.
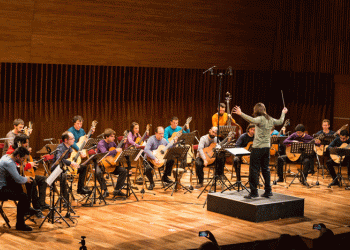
<box><xmin>283</xmin><ymin>132</ymin><xmax>314</xmax><ymax>145</ymax></box>
<box><xmin>97</xmin><ymin>140</ymin><xmax>118</xmax><ymax>157</ymax></box>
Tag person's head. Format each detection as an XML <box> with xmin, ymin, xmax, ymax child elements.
<box><xmin>12</xmin><ymin>147</ymin><xmax>30</xmax><ymax>164</ymax></box>
<box><xmin>13</xmin><ymin>119</ymin><xmax>25</xmax><ymax>134</ymax></box>
<box><xmin>155</xmin><ymin>127</ymin><xmax>165</xmax><ymax>140</ymax></box>
<box><xmin>339</xmin><ymin>130</ymin><xmax>349</xmax><ymax>142</ymax></box>
<box><xmin>62</xmin><ymin>131</ymin><xmax>75</xmax><ymax>146</ymax></box>
<box><xmin>13</xmin><ymin>134</ymin><xmax>30</xmax><ymax>149</ymax></box>
<box><xmin>104</xmin><ymin>128</ymin><xmax>116</xmax><ymax>143</ymax></box>
<box><xmin>295</xmin><ymin>124</ymin><xmax>306</xmax><ymax>137</ymax></box>
<box><xmin>197</xmin><ymin>241</ymin><xmax>220</xmax><ymax>250</ymax></box>
<box><xmin>72</xmin><ymin>115</ymin><xmax>83</xmax><ymax>130</ymax></box>
<box><xmin>246</xmin><ymin>124</ymin><xmax>255</xmax><ymax>137</ymax></box>
<box><xmin>170</xmin><ymin>117</ymin><xmax>179</xmax><ymax>129</ymax></box>
<box><xmin>130</xmin><ymin>122</ymin><xmax>139</xmax><ymax>135</ymax></box>
<box><xmin>219</xmin><ymin>103</ymin><xmax>226</xmax><ymax>116</ymax></box>
<box><xmin>253</xmin><ymin>103</ymin><xmax>269</xmax><ymax>119</ymax></box>
<box><xmin>322</xmin><ymin>119</ymin><xmax>330</xmax><ymax>131</ymax></box>
<box><xmin>209</xmin><ymin>127</ymin><xmax>218</xmax><ymax>139</ymax></box>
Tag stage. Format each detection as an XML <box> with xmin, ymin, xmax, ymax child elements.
<box><xmin>1</xmin><ymin>163</ymin><xmax>350</xmax><ymax>249</ymax></box>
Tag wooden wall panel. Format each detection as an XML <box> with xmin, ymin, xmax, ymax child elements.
<box><xmin>0</xmin><ymin>62</ymin><xmax>334</xmax><ymax>157</ymax></box>
<box><xmin>0</xmin><ymin>0</ymin><xmax>279</xmax><ymax>69</ymax></box>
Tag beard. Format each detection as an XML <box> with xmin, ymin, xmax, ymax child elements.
<box><xmin>209</xmin><ymin>134</ymin><xmax>215</xmax><ymax>139</ymax></box>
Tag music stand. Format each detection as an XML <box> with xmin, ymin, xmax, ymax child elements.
<box><xmin>113</xmin><ymin>148</ymin><xmax>141</xmax><ymax>201</ymax></box>
<box><xmin>40</xmin><ymin>149</ymin><xmax>71</xmax><ymax>228</ymax></box>
<box><xmin>163</xmin><ymin>145</ymin><xmax>192</xmax><ymax>195</ymax></box>
<box><xmin>221</xmin><ymin>147</ymin><xmax>251</xmax><ymax>193</ymax></box>
<box><xmin>137</xmin><ymin>150</ymin><xmax>157</xmax><ymax>198</ymax></box>
<box><xmin>80</xmin><ymin>153</ymin><xmax>108</xmax><ymax>206</ymax></box>
<box><xmin>270</xmin><ymin>136</ymin><xmax>287</xmax><ymax>184</ymax></box>
<box><xmin>317</xmin><ymin>135</ymin><xmax>334</xmax><ymax>177</ymax></box>
<box><xmin>287</xmin><ymin>143</ymin><xmax>315</xmax><ymax>188</ymax></box>
<box><xmin>327</xmin><ymin>148</ymin><xmax>350</xmax><ymax>188</ymax></box>
<box><xmin>218</xmin><ymin>125</ymin><xmax>236</xmax><ymax>138</ymax></box>
<box><xmin>177</xmin><ymin>132</ymin><xmax>197</xmax><ymax>181</ymax></box>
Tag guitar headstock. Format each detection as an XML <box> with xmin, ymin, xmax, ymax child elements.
<box><xmin>91</xmin><ymin>120</ymin><xmax>98</xmax><ymax>129</ymax></box>
<box><xmin>24</xmin><ymin>121</ymin><xmax>33</xmax><ymax>136</ymax></box>
<box><xmin>146</xmin><ymin>124</ymin><xmax>151</xmax><ymax>132</ymax></box>
<box><xmin>283</xmin><ymin>119</ymin><xmax>290</xmax><ymax>127</ymax></box>
<box><xmin>185</xmin><ymin>117</ymin><xmax>192</xmax><ymax>125</ymax></box>
<box><xmin>339</xmin><ymin>124</ymin><xmax>349</xmax><ymax>131</ymax></box>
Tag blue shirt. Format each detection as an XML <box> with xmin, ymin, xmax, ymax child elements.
<box><xmin>68</xmin><ymin>126</ymin><xmax>86</xmax><ymax>151</ymax></box>
<box><xmin>271</xmin><ymin>130</ymin><xmax>279</xmax><ymax>136</ymax></box>
<box><xmin>0</xmin><ymin>155</ymin><xmax>27</xmax><ymax>189</ymax></box>
<box><xmin>52</xmin><ymin>143</ymin><xmax>73</xmax><ymax>170</ymax></box>
<box><xmin>164</xmin><ymin>126</ymin><xmax>190</xmax><ymax>142</ymax></box>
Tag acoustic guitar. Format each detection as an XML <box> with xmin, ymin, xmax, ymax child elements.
<box><xmin>270</xmin><ymin>119</ymin><xmax>290</xmax><ymax>156</ymax></box>
<box><xmin>330</xmin><ymin>143</ymin><xmax>350</xmax><ymax>164</ymax></box>
<box><xmin>149</xmin><ymin>117</ymin><xmax>192</xmax><ymax>168</ymax></box>
<box><xmin>67</xmin><ymin>120</ymin><xmax>98</xmax><ymax>170</ymax></box>
<box><xmin>285</xmin><ymin>134</ymin><xmax>322</xmax><ymax>162</ymax></box>
<box><xmin>202</xmin><ymin>131</ymin><xmax>235</xmax><ymax>165</ymax></box>
<box><xmin>168</xmin><ymin>117</ymin><xmax>192</xmax><ymax>142</ymax></box>
<box><xmin>100</xmin><ymin>130</ymin><xmax>128</xmax><ymax>172</ymax></box>
<box><xmin>314</xmin><ymin>124</ymin><xmax>348</xmax><ymax>156</ymax></box>
<box><xmin>130</xmin><ymin>124</ymin><xmax>151</xmax><ymax>148</ymax></box>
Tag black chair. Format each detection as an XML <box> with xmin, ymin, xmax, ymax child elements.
<box><xmin>0</xmin><ymin>199</ymin><xmax>12</xmax><ymax>228</ymax></box>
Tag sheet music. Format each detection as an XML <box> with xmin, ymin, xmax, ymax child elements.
<box><xmin>46</xmin><ymin>166</ymin><xmax>63</xmax><ymax>186</ymax></box>
<box><xmin>225</xmin><ymin>148</ymin><xmax>251</xmax><ymax>156</ymax></box>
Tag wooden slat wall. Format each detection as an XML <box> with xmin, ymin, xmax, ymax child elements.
<box><xmin>272</xmin><ymin>0</ymin><xmax>350</xmax><ymax>74</ymax></box>
<box><xmin>0</xmin><ymin>63</ymin><xmax>334</xmax><ymax>156</ymax></box>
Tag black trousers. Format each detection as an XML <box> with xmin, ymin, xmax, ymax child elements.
<box><xmin>233</xmin><ymin>156</ymin><xmax>242</xmax><ymax>181</ymax></box>
<box><xmin>249</xmin><ymin>147</ymin><xmax>271</xmax><ymax>195</ymax></box>
<box><xmin>111</xmin><ymin>164</ymin><xmax>127</xmax><ymax>191</ymax></box>
<box><xmin>326</xmin><ymin>156</ymin><xmax>350</xmax><ymax>181</ymax></box>
<box><xmin>0</xmin><ymin>185</ymin><xmax>30</xmax><ymax>225</ymax></box>
<box><xmin>144</xmin><ymin>159</ymin><xmax>174</xmax><ymax>184</ymax></box>
<box><xmin>195</xmin><ymin>156</ymin><xmax>225</xmax><ymax>184</ymax></box>
<box><xmin>277</xmin><ymin>154</ymin><xmax>314</xmax><ymax>179</ymax></box>
<box><xmin>26</xmin><ymin>175</ymin><xmax>47</xmax><ymax>209</ymax></box>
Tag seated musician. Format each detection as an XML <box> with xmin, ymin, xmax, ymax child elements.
<box><xmin>270</xmin><ymin>126</ymin><xmax>286</xmax><ymax>156</ymax></box>
<box><xmin>144</xmin><ymin>126</ymin><xmax>175</xmax><ymax>190</ymax></box>
<box><xmin>212</xmin><ymin>103</ymin><xmax>236</xmax><ymax>127</ymax></box>
<box><xmin>97</xmin><ymin>128</ymin><xmax>127</xmax><ymax>197</ymax></box>
<box><xmin>0</xmin><ymin>147</ymin><xmax>35</xmax><ymax>231</ymax></box>
<box><xmin>52</xmin><ymin>132</ymin><xmax>90</xmax><ymax>205</ymax></box>
<box><xmin>276</xmin><ymin>124</ymin><xmax>315</xmax><ymax>184</ymax></box>
<box><xmin>326</xmin><ymin>130</ymin><xmax>350</xmax><ymax>186</ymax></box>
<box><xmin>2</xmin><ymin>118</ymin><xmax>32</xmax><ymax>156</ymax></box>
<box><xmin>124</xmin><ymin>122</ymin><xmax>149</xmax><ymax>149</ymax></box>
<box><xmin>315</xmin><ymin>119</ymin><xmax>336</xmax><ymax>136</ymax></box>
<box><xmin>164</xmin><ymin>116</ymin><xmax>190</xmax><ymax>143</ymax></box>
<box><xmin>233</xmin><ymin>124</ymin><xmax>255</xmax><ymax>182</ymax></box>
<box><xmin>7</xmin><ymin>135</ymin><xmax>48</xmax><ymax>217</ymax></box>
<box><xmin>195</xmin><ymin>127</ymin><xmax>226</xmax><ymax>188</ymax></box>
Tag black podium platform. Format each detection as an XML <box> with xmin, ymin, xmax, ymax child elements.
<box><xmin>207</xmin><ymin>190</ymin><xmax>304</xmax><ymax>222</ymax></box>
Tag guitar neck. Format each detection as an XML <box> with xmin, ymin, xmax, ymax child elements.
<box><xmin>138</xmin><ymin>132</ymin><xmax>147</xmax><ymax>145</ymax></box>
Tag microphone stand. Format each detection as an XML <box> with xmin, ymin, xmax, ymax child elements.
<box><xmin>204</xmin><ymin>66</ymin><xmax>232</xmax><ymax>192</ymax></box>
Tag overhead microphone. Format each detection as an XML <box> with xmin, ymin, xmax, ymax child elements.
<box><xmin>43</xmin><ymin>138</ymin><xmax>54</xmax><ymax>141</ymax></box>
<box><xmin>203</xmin><ymin>66</ymin><xmax>216</xmax><ymax>75</ymax></box>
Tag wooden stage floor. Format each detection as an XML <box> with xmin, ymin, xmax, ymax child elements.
<box><xmin>1</xmin><ymin>162</ymin><xmax>350</xmax><ymax>249</ymax></box>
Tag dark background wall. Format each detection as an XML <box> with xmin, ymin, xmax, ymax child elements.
<box><xmin>0</xmin><ymin>0</ymin><xmax>348</xmax><ymax>156</ymax></box>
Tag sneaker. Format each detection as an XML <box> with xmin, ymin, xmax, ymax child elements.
<box><xmin>261</xmin><ymin>191</ymin><xmax>273</xmax><ymax>198</ymax></box>
<box><xmin>35</xmin><ymin>210</ymin><xmax>45</xmax><ymax>219</ymax></box>
<box><xmin>113</xmin><ymin>190</ymin><xmax>126</xmax><ymax>197</ymax></box>
<box><xmin>244</xmin><ymin>193</ymin><xmax>259</xmax><ymax>199</ymax></box>
<box><xmin>16</xmin><ymin>223</ymin><xmax>33</xmax><ymax>231</ymax></box>
<box><xmin>26</xmin><ymin>207</ymin><xmax>40</xmax><ymax>216</ymax></box>
<box><xmin>148</xmin><ymin>183</ymin><xmax>155</xmax><ymax>190</ymax></box>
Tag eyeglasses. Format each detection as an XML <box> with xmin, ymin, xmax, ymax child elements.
<box><xmin>68</xmin><ymin>137</ymin><xmax>75</xmax><ymax>140</ymax></box>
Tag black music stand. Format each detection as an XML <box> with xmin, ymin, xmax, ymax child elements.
<box><xmin>163</xmin><ymin>145</ymin><xmax>192</xmax><ymax>195</ymax></box>
<box><xmin>113</xmin><ymin>148</ymin><xmax>141</xmax><ymax>201</ymax></box>
<box><xmin>40</xmin><ymin>150</ymin><xmax>71</xmax><ymax>228</ymax></box>
<box><xmin>221</xmin><ymin>147</ymin><xmax>251</xmax><ymax>193</ymax></box>
<box><xmin>328</xmin><ymin>148</ymin><xmax>350</xmax><ymax>188</ymax></box>
<box><xmin>287</xmin><ymin>143</ymin><xmax>315</xmax><ymax>188</ymax></box>
<box><xmin>218</xmin><ymin>125</ymin><xmax>236</xmax><ymax>138</ymax></box>
<box><xmin>137</xmin><ymin>151</ymin><xmax>157</xmax><ymax>198</ymax></box>
<box><xmin>36</xmin><ymin>144</ymin><xmax>59</xmax><ymax>176</ymax></box>
<box><xmin>177</xmin><ymin>132</ymin><xmax>197</xmax><ymax>180</ymax></box>
<box><xmin>270</xmin><ymin>136</ymin><xmax>287</xmax><ymax>184</ymax></box>
<box><xmin>197</xmin><ymin>147</ymin><xmax>232</xmax><ymax>198</ymax></box>
<box><xmin>80</xmin><ymin>153</ymin><xmax>108</xmax><ymax>206</ymax></box>
<box><xmin>317</xmin><ymin>135</ymin><xmax>334</xmax><ymax>177</ymax></box>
